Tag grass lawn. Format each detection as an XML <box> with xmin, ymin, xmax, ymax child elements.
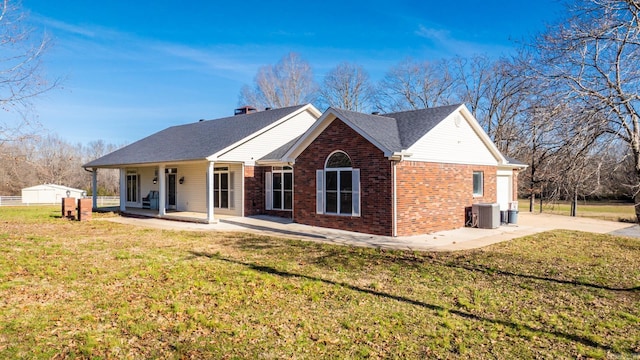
<box><xmin>1</xmin><ymin>207</ymin><xmax>639</xmax><ymax>359</ymax></box>
<box><xmin>518</xmin><ymin>199</ymin><xmax>637</xmax><ymax>223</ymax></box>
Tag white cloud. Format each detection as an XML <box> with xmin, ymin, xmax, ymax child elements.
<box><xmin>414</xmin><ymin>24</ymin><xmax>513</xmax><ymax>57</ymax></box>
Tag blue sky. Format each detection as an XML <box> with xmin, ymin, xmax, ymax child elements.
<box><xmin>13</xmin><ymin>0</ymin><xmax>565</xmax><ymax>145</ymax></box>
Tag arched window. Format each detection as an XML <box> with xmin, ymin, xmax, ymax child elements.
<box><xmin>316</xmin><ymin>151</ymin><xmax>360</xmax><ymax>216</ymax></box>
<box><xmin>325</xmin><ymin>151</ymin><xmax>352</xmax><ymax>168</ymax></box>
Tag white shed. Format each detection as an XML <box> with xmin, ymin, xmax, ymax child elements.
<box><xmin>21</xmin><ymin>184</ymin><xmax>85</xmax><ymax>204</ymax></box>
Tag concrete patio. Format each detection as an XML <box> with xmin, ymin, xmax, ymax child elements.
<box><xmin>101</xmin><ymin>210</ymin><xmax>639</xmax><ymax>251</ymax></box>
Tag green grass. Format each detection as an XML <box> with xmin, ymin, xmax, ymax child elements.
<box><xmin>0</xmin><ymin>206</ymin><xmax>639</xmax><ymax>358</ymax></box>
<box><xmin>519</xmin><ymin>199</ymin><xmax>637</xmax><ymax>222</ymax></box>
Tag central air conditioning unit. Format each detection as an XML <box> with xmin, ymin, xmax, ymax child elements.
<box><xmin>472</xmin><ymin>203</ymin><xmax>500</xmax><ymax>229</ymax></box>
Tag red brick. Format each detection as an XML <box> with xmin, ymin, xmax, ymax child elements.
<box><xmin>294</xmin><ymin>119</ymin><xmax>393</xmax><ymax>235</ymax></box>
<box><xmin>395</xmin><ymin>162</ymin><xmax>497</xmax><ymax>235</ymax></box>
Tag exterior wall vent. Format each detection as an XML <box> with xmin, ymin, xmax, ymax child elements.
<box><xmin>472</xmin><ymin>203</ymin><xmax>500</xmax><ymax>229</ymax></box>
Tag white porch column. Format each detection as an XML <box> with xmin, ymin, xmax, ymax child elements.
<box><xmin>207</xmin><ymin>161</ymin><xmax>215</xmax><ymax>223</ymax></box>
<box><xmin>91</xmin><ymin>169</ymin><xmax>98</xmax><ymax>210</ymax></box>
<box><xmin>119</xmin><ymin>168</ymin><xmax>126</xmax><ymax>212</ymax></box>
<box><xmin>241</xmin><ymin>163</ymin><xmax>245</xmax><ymax>217</ymax></box>
<box><xmin>158</xmin><ymin>165</ymin><xmax>166</xmax><ymax>216</ymax></box>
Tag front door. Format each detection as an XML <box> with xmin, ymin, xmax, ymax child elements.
<box><xmin>166</xmin><ymin>173</ymin><xmax>177</xmax><ymax>210</ymax></box>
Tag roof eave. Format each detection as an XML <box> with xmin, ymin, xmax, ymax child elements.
<box><xmin>283</xmin><ymin>108</ymin><xmax>397</xmax><ymax>162</ymax></box>
<box><xmin>500</xmin><ymin>163</ymin><xmax>529</xmax><ymax>170</ymax></box>
<box><xmin>388</xmin><ymin>150</ymin><xmax>413</xmax><ymax>161</ymax></box>
<box><xmin>457</xmin><ymin>105</ymin><xmax>507</xmax><ymax>164</ymax></box>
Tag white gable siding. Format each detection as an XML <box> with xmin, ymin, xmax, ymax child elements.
<box><xmin>406</xmin><ymin>111</ymin><xmax>498</xmax><ymax>165</ymax></box>
<box><xmin>217</xmin><ymin>110</ymin><xmax>318</xmax><ymax>163</ymax></box>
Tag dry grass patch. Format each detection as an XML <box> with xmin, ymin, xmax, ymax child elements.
<box><xmin>0</xmin><ymin>206</ymin><xmax>639</xmax><ymax>359</ymax></box>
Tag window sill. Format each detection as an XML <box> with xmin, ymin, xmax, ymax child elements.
<box><xmin>322</xmin><ymin>212</ymin><xmax>360</xmax><ymax>218</ymax></box>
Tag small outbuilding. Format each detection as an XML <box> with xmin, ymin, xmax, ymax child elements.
<box><xmin>21</xmin><ymin>184</ymin><xmax>85</xmax><ymax>204</ymax></box>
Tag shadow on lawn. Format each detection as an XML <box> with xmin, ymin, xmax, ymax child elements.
<box><xmin>190</xmin><ymin>251</ymin><xmax>636</xmax><ymax>354</ymax></box>
<box><xmin>440</xmin><ymin>261</ymin><xmax>640</xmax><ymax>293</ymax></box>
<box><xmin>217</xmin><ymin>236</ymin><xmax>639</xmax><ymax>293</ymax></box>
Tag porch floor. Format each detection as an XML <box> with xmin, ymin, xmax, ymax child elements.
<box><xmin>97</xmin><ymin>207</ymin><xmax>226</xmax><ymax>224</ymax></box>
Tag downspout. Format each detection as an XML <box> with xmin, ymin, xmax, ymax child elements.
<box><xmin>392</xmin><ymin>160</ymin><xmax>397</xmax><ymax>237</ymax></box>
<box><xmin>389</xmin><ymin>152</ymin><xmax>408</xmax><ymax>238</ymax></box>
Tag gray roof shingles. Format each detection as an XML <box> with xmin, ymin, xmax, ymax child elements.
<box><xmin>260</xmin><ymin>135</ymin><xmax>302</xmax><ymax>162</ymax></box>
<box><xmin>84</xmin><ymin>105</ymin><xmax>307</xmax><ymax>167</ymax></box>
<box><xmin>330</xmin><ymin>104</ymin><xmax>463</xmax><ymax>153</ymax></box>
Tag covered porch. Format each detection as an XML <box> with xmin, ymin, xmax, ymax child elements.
<box><xmin>86</xmin><ymin>160</ymin><xmax>245</xmax><ymax>224</ymax></box>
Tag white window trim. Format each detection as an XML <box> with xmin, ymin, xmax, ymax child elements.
<box><xmin>316</xmin><ymin>151</ymin><xmax>360</xmax><ymax>217</ymax></box>
<box><xmin>473</xmin><ymin>171</ymin><xmax>484</xmax><ymax>197</ymax></box>
<box><xmin>213</xmin><ymin>170</ymin><xmax>234</xmax><ymax>209</ymax></box>
<box><xmin>125</xmin><ymin>171</ymin><xmax>139</xmax><ymax>205</ymax></box>
<box><xmin>266</xmin><ymin>167</ymin><xmax>293</xmax><ymax>211</ymax></box>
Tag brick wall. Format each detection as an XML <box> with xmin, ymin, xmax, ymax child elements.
<box><xmin>294</xmin><ymin>119</ymin><xmax>394</xmax><ymax>236</ymax></box>
<box><xmin>243</xmin><ymin>165</ymin><xmax>263</xmax><ymax>216</ymax></box>
<box><xmin>395</xmin><ymin>162</ymin><xmax>497</xmax><ymax>236</ymax></box>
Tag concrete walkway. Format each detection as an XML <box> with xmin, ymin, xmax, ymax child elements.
<box><xmin>103</xmin><ymin>212</ymin><xmax>638</xmax><ymax>251</ymax></box>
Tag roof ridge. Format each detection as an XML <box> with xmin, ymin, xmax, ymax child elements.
<box><xmin>383</xmin><ymin>103</ymin><xmax>463</xmax><ymax>117</ymax></box>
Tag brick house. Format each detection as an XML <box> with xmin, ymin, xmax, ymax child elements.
<box><xmin>84</xmin><ymin>103</ymin><xmax>525</xmax><ymax>236</ymax></box>
<box><xmin>269</xmin><ymin>104</ymin><xmax>526</xmax><ymax>236</ymax></box>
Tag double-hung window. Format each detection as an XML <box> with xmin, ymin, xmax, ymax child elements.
<box><xmin>266</xmin><ymin>166</ymin><xmax>293</xmax><ymax>210</ymax></box>
<box><xmin>316</xmin><ymin>151</ymin><xmax>360</xmax><ymax>216</ymax></box>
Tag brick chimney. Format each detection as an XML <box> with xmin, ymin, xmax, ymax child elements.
<box><xmin>234</xmin><ymin>106</ymin><xmax>258</xmax><ymax>116</ymax></box>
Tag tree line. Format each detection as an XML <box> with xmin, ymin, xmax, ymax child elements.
<box><xmin>240</xmin><ymin>0</ymin><xmax>640</xmax><ymax>220</ymax></box>
<box><xmin>0</xmin><ymin>136</ymin><xmax>120</xmax><ymax>196</ymax></box>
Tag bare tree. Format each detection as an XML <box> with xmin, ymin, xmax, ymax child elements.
<box><xmin>514</xmin><ymin>98</ymin><xmax>570</xmax><ymax>212</ymax></box>
<box><xmin>0</xmin><ymin>0</ymin><xmax>57</xmax><ymax>144</ymax></box>
<box><xmin>83</xmin><ymin>140</ymin><xmax>120</xmax><ymax>195</ymax></box>
<box><xmin>0</xmin><ymin>135</ymin><xmax>122</xmax><ymax>195</ymax></box>
<box><xmin>31</xmin><ymin>134</ymin><xmax>83</xmax><ymax>187</ymax></box>
<box><xmin>239</xmin><ymin>52</ymin><xmax>317</xmax><ymax>109</ymax></box>
<box><xmin>453</xmin><ymin>55</ymin><xmax>529</xmax><ymax>153</ymax></box>
<box><xmin>533</xmin><ymin>0</ymin><xmax>640</xmax><ymax>221</ymax></box>
<box><xmin>0</xmin><ymin>140</ymin><xmax>34</xmax><ymax>194</ymax></box>
<box><xmin>317</xmin><ymin>62</ymin><xmax>373</xmax><ymax>111</ymax></box>
<box><xmin>374</xmin><ymin>58</ymin><xmax>458</xmax><ymax>112</ymax></box>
